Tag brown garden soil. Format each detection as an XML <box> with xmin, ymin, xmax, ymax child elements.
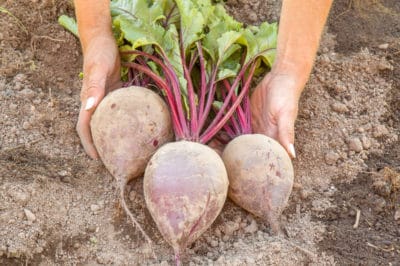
<box><xmin>1</xmin><ymin>0</ymin><xmax>399</xmax><ymax>265</ymax></box>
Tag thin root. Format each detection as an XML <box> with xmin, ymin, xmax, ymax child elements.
<box><xmin>367</xmin><ymin>242</ymin><xmax>395</xmax><ymax>252</ymax></box>
<box><xmin>290</xmin><ymin>242</ymin><xmax>317</xmax><ymax>259</ymax></box>
<box><xmin>119</xmin><ymin>184</ymin><xmax>156</xmax><ymax>259</ymax></box>
<box><xmin>353</xmin><ymin>208</ymin><xmax>361</xmax><ymax>229</ymax></box>
<box><xmin>1</xmin><ymin>138</ymin><xmax>43</xmax><ymax>153</ymax></box>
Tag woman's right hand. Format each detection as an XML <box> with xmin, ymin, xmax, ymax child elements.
<box><xmin>76</xmin><ymin>34</ymin><xmax>121</xmax><ymax>159</ymax></box>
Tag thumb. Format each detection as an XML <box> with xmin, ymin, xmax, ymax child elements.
<box><xmin>77</xmin><ymin>66</ymin><xmax>108</xmax><ymax>159</ymax></box>
<box><xmin>277</xmin><ymin>114</ymin><xmax>296</xmax><ymax>159</ymax></box>
<box><xmin>81</xmin><ymin>64</ymin><xmax>108</xmax><ymax>108</ymax></box>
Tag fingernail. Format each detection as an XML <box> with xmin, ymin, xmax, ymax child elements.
<box><xmin>85</xmin><ymin>97</ymin><xmax>95</xmax><ymax>110</ymax></box>
<box><xmin>288</xmin><ymin>143</ymin><xmax>296</xmax><ymax>158</ymax></box>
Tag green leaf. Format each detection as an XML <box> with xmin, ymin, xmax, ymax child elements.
<box><xmin>111</xmin><ymin>0</ymin><xmax>165</xmax><ymax>24</ymax></box>
<box><xmin>58</xmin><ymin>15</ymin><xmax>78</xmax><ymax>37</ymax></box>
<box><xmin>174</xmin><ymin>0</ymin><xmax>205</xmax><ymax>53</ymax></box>
<box><xmin>237</xmin><ymin>21</ymin><xmax>277</xmax><ymax>66</ymax></box>
<box><xmin>217</xmin><ymin>31</ymin><xmax>242</xmax><ymax>63</ymax></box>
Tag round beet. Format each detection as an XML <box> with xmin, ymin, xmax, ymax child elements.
<box><xmin>91</xmin><ymin>86</ymin><xmax>173</xmax><ymax>182</ymax></box>
<box><xmin>222</xmin><ymin>134</ymin><xmax>294</xmax><ymax>233</ymax></box>
<box><xmin>144</xmin><ymin>141</ymin><xmax>228</xmax><ymax>260</ymax></box>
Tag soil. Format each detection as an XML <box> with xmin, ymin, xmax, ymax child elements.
<box><xmin>1</xmin><ymin>0</ymin><xmax>399</xmax><ymax>265</ymax></box>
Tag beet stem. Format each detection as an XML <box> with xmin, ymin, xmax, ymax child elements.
<box><xmin>196</xmin><ymin>42</ymin><xmax>207</xmax><ymax>134</ymax></box>
<box><xmin>222</xmin><ymin>79</ymin><xmax>246</xmax><ymax>132</ymax></box>
<box><xmin>180</xmin><ymin>30</ymin><xmax>198</xmax><ymax>139</ymax></box>
<box><xmin>200</xmin><ymin>61</ymin><xmax>257</xmax><ymax>143</ymax></box>
<box><xmin>197</xmin><ymin>66</ymin><xmax>218</xmax><ymax>132</ymax></box>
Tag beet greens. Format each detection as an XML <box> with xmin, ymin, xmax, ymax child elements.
<box><xmin>59</xmin><ymin>0</ymin><xmax>277</xmax><ymax>142</ymax></box>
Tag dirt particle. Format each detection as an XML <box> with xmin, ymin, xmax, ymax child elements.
<box><xmin>90</xmin><ymin>204</ymin><xmax>100</xmax><ymax>212</ymax></box>
<box><xmin>325</xmin><ymin>151</ymin><xmax>340</xmax><ymax>165</ymax></box>
<box><xmin>18</xmin><ymin>88</ymin><xmax>35</xmax><ymax>99</ymax></box>
<box><xmin>210</xmin><ymin>240</ymin><xmax>219</xmax><ymax>247</ymax></box>
<box><xmin>34</xmin><ymin>246</ymin><xmax>43</xmax><ymax>254</ymax></box>
<box><xmin>377</xmin><ymin>60</ymin><xmax>393</xmax><ymax>71</ymax></box>
<box><xmin>248</xmin><ymin>11</ymin><xmax>258</xmax><ymax>22</ymax></box>
<box><xmin>361</xmin><ymin>136</ymin><xmax>371</xmax><ymax>149</ymax></box>
<box><xmin>331</xmin><ymin>102</ymin><xmax>349</xmax><ymax>113</ymax></box>
<box><xmin>373</xmin><ymin>197</ymin><xmax>386</xmax><ymax>213</ymax></box>
<box><xmin>13</xmin><ymin>73</ymin><xmax>27</xmax><ymax>83</ymax></box>
<box><xmin>87</xmin><ymin>225</ymin><xmax>97</xmax><ymax>233</ymax></box>
<box><xmin>244</xmin><ymin>219</ymin><xmax>258</xmax><ymax>234</ymax></box>
<box><xmin>223</xmin><ymin>221</ymin><xmax>240</xmax><ymax>236</ymax></box>
<box><xmin>378</xmin><ymin>43</ymin><xmax>389</xmax><ymax>50</ymax></box>
<box><xmin>9</xmin><ymin>190</ymin><xmax>30</xmax><ymax>205</ymax></box>
<box><xmin>61</xmin><ymin>176</ymin><xmax>73</xmax><ymax>183</ymax></box>
<box><xmin>300</xmin><ymin>189</ymin><xmax>312</xmax><ymax>200</ymax></box>
<box><xmin>23</xmin><ymin>209</ymin><xmax>36</xmax><ymax>222</ymax></box>
<box><xmin>22</xmin><ymin>121</ymin><xmax>30</xmax><ymax>130</ymax></box>
<box><xmin>58</xmin><ymin>170</ymin><xmax>69</xmax><ymax>177</ymax></box>
<box><xmin>9</xmin><ymin>103</ymin><xmax>18</xmax><ymax>110</ymax></box>
<box><xmin>348</xmin><ymin>137</ymin><xmax>363</xmax><ymax>152</ymax></box>
<box><xmin>373</xmin><ymin>125</ymin><xmax>389</xmax><ymax>138</ymax></box>
<box><xmin>395</xmin><ymin>209</ymin><xmax>400</xmax><ymax>221</ymax></box>
<box><xmin>129</xmin><ymin>190</ymin><xmax>137</xmax><ymax>202</ymax></box>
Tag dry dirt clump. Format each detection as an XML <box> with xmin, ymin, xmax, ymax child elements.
<box><xmin>224</xmin><ymin>0</ymin><xmax>282</xmax><ymax>24</ymax></box>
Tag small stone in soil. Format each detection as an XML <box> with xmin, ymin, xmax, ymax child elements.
<box><xmin>325</xmin><ymin>151</ymin><xmax>340</xmax><ymax>165</ymax></box>
<box><xmin>373</xmin><ymin>125</ymin><xmax>389</xmax><ymax>138</ymax></box>
<box><xmin>348</xmin><ymin>137</ymin><xmax>363</xmax><ymax>152</ymax></box>
<box><xmin>361</xmin><ymin>136</ymin><xmax>372</xmax><ymax>149</ymax></box>
<box><xmin>331</xmin><ymin>102</ymin><xmax>349</xmax><ymax>113</ymax></box>
<box><xmin>244</xmin><ymin>220</ymin><xmax>258</xmax><ymax>234</ymax></box>
<box><xmin>394</xmin><ymin>209</ymin><xmax>400</xmax><ymax>221</ymax></box>
<box><xmin>90</xmin><ymin>204</ymin><xmax>100</xmax><ymax>212</ymax></box>
<box><xmin>210</xmin><ymin>240</ymin><xmax>219</xmax><ymax>247</ymax></box>
<box><xmin>373</xmin><ymin>197</ymin><xmax>387</xmax><ymax>213</ymax></box>
<box><xmin>19</xmin><ymin>88</ymin><xmax>35</xmax><ymax>99</ymax></box>
<box><xmin>22</xmin><ymin>122</ymin><xmax>30</xmax><ymax>130</ymax></box>
<box><xmin>223</xmin><ymin>221</ymin><xmax>240</xmax><ymax>236</ymax></box>
<box><xmin>9</xmin><ymin>190</ymin><xmax>30</xmax><ymax>205</ymax></box>
<box><xmin>129</xmin><ymin>190</ymin><xmax>137</xmax><ymax>201</ymax></box>
<box><xmin>378</xmin><ymin>43</ymin><xmax>389</xmax><ymax>49</ymax></box>
<box><xmin>24</xmin><ymin>208</ymin><xmax>36</xmax><ymax>222</ymax></box>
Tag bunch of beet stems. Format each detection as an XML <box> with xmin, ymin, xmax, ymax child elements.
<box><xmin>121</xmin><ymin>44</ymin><xmax>258</xmax><ymax>144</ymax></box>
<box><xmin>216</xmin><ymin>53</ymin><xmax>254</xmax><ymax>143</ymax></box>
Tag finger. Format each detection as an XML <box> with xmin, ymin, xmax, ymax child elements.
<box><xmin>77</xmin><ymin>65</ymin><xmax>107</xmax><ymax>159</ymax></box>
<box><xmin>77</xmin><ymin>106</ymin><xmax>99</xmax><ymax>159</ymax></box>
<box><xmin>263</xmin><ymin>121</ymin><xmax>279</xmax><ymax>141</ymax></box>
<box><xmin>277</xmin><ymin>114</ymin><xmax>296</xmax><ymax>159</ymax></box>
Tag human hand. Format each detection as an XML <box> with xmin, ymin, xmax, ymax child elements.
<box><xmin>76</xmin><ymin>35</ymin><xmax>121</xmax><ymax>159</ymax></box>
<box><xmin>250</xmin><ymin>71</ymin><xmax>304</xmax><ymax>158</ymax></box>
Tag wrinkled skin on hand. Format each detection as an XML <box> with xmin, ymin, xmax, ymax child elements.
<box><xmin>76</xmin><ymin>35</ymin><xmax>121</xmax><ymax>159</ymax></box>
<box><xmin>250</xmin><ymin>71</ymin><xmax>302</xmax><ymax>158</ymax></box>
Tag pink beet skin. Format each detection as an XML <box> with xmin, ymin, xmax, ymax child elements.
<box><xmin>144</xmin><ymin>141</ymin><xmax>228</xmax><ymax>259</ymax></box>
<box><xmin>222</xmin><ymin>134</ymin><xmax>294</xmax><ymax>233</ymax></box>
